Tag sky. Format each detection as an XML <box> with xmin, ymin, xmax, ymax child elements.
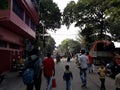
<box><xmin>48</xmin><ymin>0</ymin><xmax>79</xmax><ymax>46</ymax></box>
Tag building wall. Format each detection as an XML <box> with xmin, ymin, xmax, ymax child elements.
<box><xmin>0</xmin><ymin>50</ymin><xmax>11</xmax><ymax>72</ymax></box>
<box><xmin>0</xmin><ymin>0</ymin><xmax>38</xmax><ymax>72</ymax></box>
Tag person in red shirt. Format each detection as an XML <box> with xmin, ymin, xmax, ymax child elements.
<box><xmin>86</xmin><ymin>52</ymin><xmax>93</xmax><ymax>73</ymax></box>
<box><xmin>42</xmin><ymin>52</ymin><xmax>55</xmax><ymax>90</ymax></box>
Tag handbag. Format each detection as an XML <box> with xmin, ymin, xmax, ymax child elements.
<box><xmin>52</xmin><ymin>77</ymin><xmax>57</xmax><ymax>88</ymax></box>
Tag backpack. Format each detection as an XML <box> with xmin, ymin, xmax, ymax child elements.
<box><xmin>23</xmin><ymin>56</ymin><xmax>38</xmax><ymax>84</ymax></box>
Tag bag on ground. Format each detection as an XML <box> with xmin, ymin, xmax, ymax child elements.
<box><xmin>52</xmin><ymin>77</ymin><xmax>57</xmax><ymax>88</ymax></box>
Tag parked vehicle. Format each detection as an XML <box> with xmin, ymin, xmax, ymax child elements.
<box><xmin>89</xmin><ymin>40</ymin><xmax>115</xmax><ymax>65</ymax></box>
<box><xmin>18</xmin><ymin>63</ymin><xmax>24</xmax><ymax>76</ymax></box>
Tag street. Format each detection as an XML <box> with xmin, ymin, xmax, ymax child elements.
<box><xmin>0</xmin><ymin>58</ymin><xmax>116</xmax><ymax>90</ymax></box>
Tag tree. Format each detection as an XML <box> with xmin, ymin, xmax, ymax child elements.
<box><xmin>46</xmin><ymin>36</ymin><xmax>56</xmax><ymax>54</ymax></box>
<box><xmin>60</xmin><ymin>39</ymin><xmax>81</xmax><ymax>56</ymax></box>
<box><xmin>35</xmin><ymin>0</ymin><xmax>62</xmax><ymax>52</ymax></box>
<box><xmin>62</xmin><ymin>1</ymin><xmax>76</xmax><ymax>29</ymax></box>
<box><xmin>63</xmin><ymin>0</ymin><xmax>120</xmax><ymax>46</ymax></box>
<box><xmin>39</xmin><ymin>0</ymin><xmax>62</xmax><ymax>30</ymax></box>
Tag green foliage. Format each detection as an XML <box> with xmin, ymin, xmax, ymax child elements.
<box><xmin>39</xmin><ymin>0</ymin><xmax>62</xmax><ymax>30</ymax></box>
<box><xmin>0</xmin><ymin>0</ymin><xmax>8</xmax><ymax>9</ymax></box>
<box><xmin>63</xmin><ymin>0</ymin><xmax>120</xmax><ymax>47</ymax></box>
<box><xmin>63</xmin><ymin>1</ymin><xmax>76</xmax><ymax>29</ymax></box>
<box><xmin>60</xmin><ymin>39</ymin><xmax>81</xmax><ymax>55</ymax></box>
<box><xmin>46</xmin><ymin>36</ymin><xmax>56</xmax><ymax>54</ymax></box>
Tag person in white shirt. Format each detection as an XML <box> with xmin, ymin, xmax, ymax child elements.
<box><xmin>78</xmin><ymin>50</ymin><xmax>89</xmax><ymax>88</ymax></box>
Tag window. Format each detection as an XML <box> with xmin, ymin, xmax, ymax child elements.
<box><xmin>0</xmin><ymin>40</ymin><xmax>7</xmax><ymax>48</ymax></box>
<box><xmin>9</xmin><ymin>43</ymin><xmax>20</xmax><ymax>49</ymax></box>
<box><xmin>12</xmin><ymin>0</ymin><xmax>23</xmax><ymax>20</ymax></box>
<box><xmin>30</xmin><ymin>21</ymin><xmax>35</xmax><ymax>31</ymax></box>
<box><xmin>25</xmin><ymin>13</ymin><xmax>30</xmax><ymax>26</ymax></box>
<box><xmin>0</xmin><ymin>0</ymin><xmax>8</xmax><ymax>10</ymax></box>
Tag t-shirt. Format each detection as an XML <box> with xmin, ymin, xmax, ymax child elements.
<box><xmin>43</xmin><ymin>57</ymin><xmax>55</xmax><ymax>77</ymax></box>
<box><xmin>98</xmin><ymin>67</ymin><xmax>106</xmax><ymax>79</ymax></box>
<box><xmin>78</xmin><ymin>54</ymin><xmax>89</xmax><ymax>69</ymax></box>
<box><xmin>63</xmin><ymin>70</ymin><xmax>73</xmax><ymax>81</ymax></box>
<box><xmin>87</xmin><ymin>55</ymin><xmax>93</xmax><ymax>64</ymax></box>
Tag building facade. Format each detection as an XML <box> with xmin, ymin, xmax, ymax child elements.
<box><xmin>0</xmin><ymin>0</ymin><xmax>38</xmax><ymax>72</ymax></box>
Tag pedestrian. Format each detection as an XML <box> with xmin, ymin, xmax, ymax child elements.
<box><xmin>23</xmin><ymin>48</ymin><xmax>43</xmax><ymax>90</ymax></box>
<box><xmin>78</xmin><ymin>50</ymin><xmax>89</xmax><ymax>88</ymax></box>
<box><xmin>86</xmin><ymin>52</ymin><xmax>93</xmax><ymax>73</ymax></box>
<box><xmin>56</xmin><ymin>52</ymin><xmax>60</xmax><ymax>63</ymax></box>
<box><xmin>67</xmin><ymin>52</ymin><xmax>71</xmax><ymax>62</ymax></box>
<box><xmin>115</xmin><ymin>73</ymin><xmax>120</xmax><ymax>90</ymax></box>
<box><xmin>63</xmin><ymin>65</ymin><xmax>73</xmax><ymax>90</ymax></box>
<box><xmin>42</xmin><ymin>52</ymin><xmax>55</xmax><ymax>90</ymax></box>
<box><xmin>98</xmin><ymin>63</ymin><xmax>106</xmax><ymax>90</ymax></box>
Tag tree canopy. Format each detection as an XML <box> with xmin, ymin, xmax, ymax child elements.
<box><xmin>45</xmin><ymin>36</ymin><xmax>56</xmax><ymax>54</ymax></box>
<box><xmin>63</xmin><ymin>0</ymin><xmax>120</xmax><ymax>47</ymax></box>
<box><xmin>39</xmin><ymin>0</ymin><xmax>62</xmax><ymax>30</ymax></box>
<box><xmin>60</xmin><ymin>39</ymin><xmax>81</xmax><ymax>56</ymax></box>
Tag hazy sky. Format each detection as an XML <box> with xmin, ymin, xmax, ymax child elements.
<box><xmin>48</xmin><ymin>0</ymin><xmax>79</xmax><ymax>46</ymax></box>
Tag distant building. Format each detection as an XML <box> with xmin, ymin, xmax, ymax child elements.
<box><xmin>0</xmin><ymin>0</ymin><xmax>38</xmax><ymax>72</ymax></box>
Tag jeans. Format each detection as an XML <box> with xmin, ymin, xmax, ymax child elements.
<box><xmin>100</xmin><ymin>78</ymin><xmax>106</xmax><ymax>90</ymax></box>
<box><xmin>88</xmin><ymin>64</ymin><xmax>93</xmax><ymax>73</ymax></box>
<box><xmin>80</xmin><ymin>68</ymin><xmax>87</xmax><ymax>86</ymax></box>
<box><xmin>66</xmin><ymin>80</ymin><xmax>71</xmax><ymax>90</ymax></box>
<box><xmin>34</xmin><ymin>74</ymin><xmax>42</xmax><ymax>90</ymax></box>
<box><xmin>26</xmin><ymin>74</ymin><xmax>42</xmax><ymax>90</ymax></box>
<box><xmin>46</xmin><ymin>77</ymin><xmax>52</xmax><ymax>90</ymax></box>
<box><xmin>26</xmin><ymin>83</ymin><xmax>33</xmax><ymax>90</ymax></box>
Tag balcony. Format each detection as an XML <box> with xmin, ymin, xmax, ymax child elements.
<box><xmin>0</xmin><ymin>10</ymin><xmax>35</xmax><ymax>39</ymax></box>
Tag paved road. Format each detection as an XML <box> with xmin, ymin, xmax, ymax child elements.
<box><xmin>0</xmin><ymin>58</ymin><xmax>116</xmax><ymax>90</ymax></box>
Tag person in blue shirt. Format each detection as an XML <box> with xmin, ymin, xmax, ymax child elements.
<box><xmin>63</xmin><ymin>65</ymin><xmax>73</xmax><ymax>90</ymax></box>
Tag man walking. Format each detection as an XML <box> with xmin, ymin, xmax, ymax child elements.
<box><xmin>78</xmin><ymin>50</ymin><xmax>89</xmax><ymax>88</ymax></box>
<box><xmin>23</xmin><ymin>48</ymin><xmax>43</xmax><ymax>90</ymax></box>
<box><xmin>43</xmin><ymin>52</ymin><xmax>55</xmax><ymax>90</ymax></box>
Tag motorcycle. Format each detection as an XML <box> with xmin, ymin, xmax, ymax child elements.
<box><xmin>18</xmin><ymin>64</ymin><xmax>24</xmax><ymax>76</ymax></box>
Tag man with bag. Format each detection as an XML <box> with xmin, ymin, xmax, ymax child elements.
<box><xmin>42</xmin><ymin>52</ymin><xmax>55</xmax><ymax>90</ymax></box>
<box><xmin>23</xmin><ymin>48</ymin><xmax>43</xmax><ymax>90</ymax></box>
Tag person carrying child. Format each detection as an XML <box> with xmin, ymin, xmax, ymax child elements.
<box><xmin>63</xmin><ymin>65</ymin><xmax>73</xmax><ymax>90</ymax></box>
<box><xmin>98</xmin><ymin>63</ymin><xmax>106</xmax><ymax>90</ymax></box>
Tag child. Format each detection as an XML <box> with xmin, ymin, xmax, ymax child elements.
<box><xmin>98</xmin><ymin>63</ymin><xmax>106</xmax><ymax>90</ymax></box>
<box><xmin>63</xmin><ymin>65</ymin><xmax>73</xmax><ymax>90</ymax></box>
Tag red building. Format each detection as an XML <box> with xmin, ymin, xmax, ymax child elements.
<box><xmin>0</xmin><ymin>0</ymin><xmax>38</xmax><ymax>72</ymax></box>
